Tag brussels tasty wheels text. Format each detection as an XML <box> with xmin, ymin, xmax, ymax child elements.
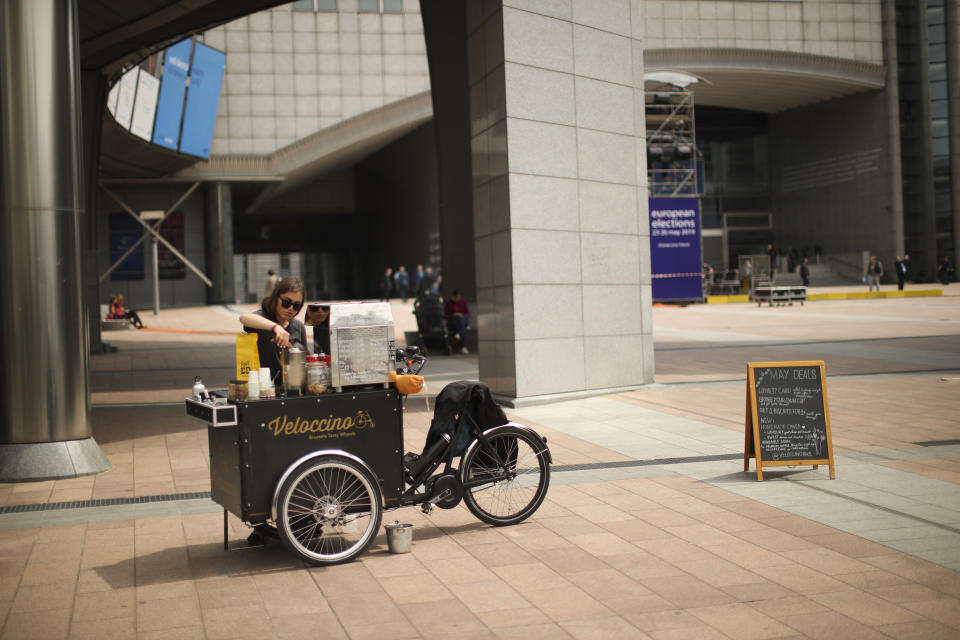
<box><xmin>460</xmin><ymin>426</ymin><xmax>550</xmax><ymax>526</ymax></box>
<box><xmin>276</xmin><ymin>456</ymin><xmax>383</xmax><ymax>565</ymax></box>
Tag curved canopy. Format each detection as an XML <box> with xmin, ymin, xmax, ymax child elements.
<box><xmin>644</xmin><ymin>48</ymin><xmax>886</xmax><ymax>113</ymax></box>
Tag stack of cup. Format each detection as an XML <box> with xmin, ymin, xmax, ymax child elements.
<box><xmin>259</xmin><ymin>367</ymin><xmax>275</xmax><ymax>399</ymax></box>
<box><xmin>247</xmin><ymin>369</ymin><xmax>260</xmax><ymax>400</ymax></box>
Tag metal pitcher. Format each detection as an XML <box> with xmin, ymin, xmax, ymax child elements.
<box><xmin>282</xmin><ymin>346</ymin><xmax>306</xmax><ymax>395</ymax></box>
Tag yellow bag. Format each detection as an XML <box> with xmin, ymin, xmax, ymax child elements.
<box><xmin>236</xmin><ymin>333</ymin><xmax>260</xmax><ymax>381</ymax></box>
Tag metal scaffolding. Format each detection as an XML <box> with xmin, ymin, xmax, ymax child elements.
<box><xmin>646</xmin><ymin>90</ymin><xmax>700</xmax><ymax>197</ymax></box>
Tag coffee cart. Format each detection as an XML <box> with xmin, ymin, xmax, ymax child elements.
<box><xmin>187</xmin><ymin>302</ymin><xmax>552</xmax><ymax>566</ymax></box>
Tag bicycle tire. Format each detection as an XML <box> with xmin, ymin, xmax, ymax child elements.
<box><xmin>276</xmin><ymin>455</ymin><xmax>382</xmax><ymax>565</ymax></box>
<box><xmin>461</xmin><ymin>426</ymin><xmax>549</xmax><ymax>526</ymax></box>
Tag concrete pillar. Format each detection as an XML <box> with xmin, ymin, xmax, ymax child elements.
<box><xmin>882</xmin><ymin>0</ymin><xmax>905</xmax><ymax>258</ymax></box>
<box><xmin>420</xmin><ymin>0</ymin><xmax>477</xmax><ymax>303</ymax></box>
<box><xmin>0</xmin><ymin>0</ymin><xmax>110</xmax><ymax>479</ymax></box>
<box><xmin>205</xmin><ymin>182</ymin><xmax>236</xmax><ymax>305</ymax></box>
<box><xmin>947</xmin><ymin>0</ymin><xmax>960</xmax><ymax>266</ymax></box>
<box><xmin>468</xmin><ymin>1</ymin><xmax>653</xmax><ymax>403</ymax></box>
<box><xmin>80</xmin><ymin>68</ymin><xmax>108</xmax><ymax>355</ymax></box>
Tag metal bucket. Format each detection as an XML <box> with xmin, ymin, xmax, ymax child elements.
<box><xmin>384</xmin><ymin>521</ymin><xmax>413</xmax><ymax>553</ymax></box>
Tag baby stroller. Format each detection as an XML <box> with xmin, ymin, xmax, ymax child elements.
<box><xmin>413</xmin><ymin>294</ymin><xmax>451</xmax><ymax>355</ymax></box>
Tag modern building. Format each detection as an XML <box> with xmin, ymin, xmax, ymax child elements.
<box><xmin>2</xmin><ymin>0</ymin><xmax>958</xmax><ymax>477</ymax></box>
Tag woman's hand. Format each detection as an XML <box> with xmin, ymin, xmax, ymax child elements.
<box><xmin>271</xmin><ymin>324</ymin><xmax>291</xmax><ymax>348</ymax></box>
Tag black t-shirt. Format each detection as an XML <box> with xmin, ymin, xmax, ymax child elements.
<box><xmin>244</xmin><ymin>309</ymin><xmax>306</xmax><ymax>386</ymax></box>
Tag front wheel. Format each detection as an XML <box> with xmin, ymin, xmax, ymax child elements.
<box><xmin>275</xmin><ymin>456</ymin><xmax>382</xmax><ymax>565</ymax></box>
<box><xmin>461</xmin><ymin>427</ymin><xmax>550</xmax><ymax>526</ymax></box>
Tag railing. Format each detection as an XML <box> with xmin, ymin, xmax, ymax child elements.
<box><xmin>825</xmin><ymin>251</ymin><xmax>870</xmax><ymax>283</ymax></box>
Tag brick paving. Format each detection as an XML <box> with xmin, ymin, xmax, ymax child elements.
<box><xmin>1</xmin><ymin>289</ymin><xmax>959</xmax><ymax>639</ymax></box>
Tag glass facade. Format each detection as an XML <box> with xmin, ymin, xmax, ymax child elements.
<box><xmin>696</xmin><ymin>107</ymin><xmax>772</xmax><ymax>267</ymax></box>
<box><xmin>928</xmin><ymin>0</ymin><xmax>954</xmax><ymax>263</ymax></box>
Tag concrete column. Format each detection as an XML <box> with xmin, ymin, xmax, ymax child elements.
<box><xmin>947</xmin><ymin>0</ymin><xmax>960</xmax><ymax>266</ymax></box>
<box><xmin>0</xmin><ymin>0</ymin><xmax>110</xmax><ymax>479</ymax></box>
<box><xmin>205</xmin><ymin>182</ymin><xmax>236</xmax><ymax>305</ymax></box>
<box><xmin>882</xmin><ymin>0</ymin><xmax>905</xmax><ymax>257</ymax></box>
<box><xmin>469</xmin><ymin>1</ymin><xmax>653</xmax><ymax>403</ymax></box>
<box><xmin>81</xmin><ymin>68</ymin><xmax>108</xmax><ymax>355</ymax></box>
<box><xmin>420</xmin><ymin>0</ymin><xmax>477</xmax><ymax>302</ymax></box>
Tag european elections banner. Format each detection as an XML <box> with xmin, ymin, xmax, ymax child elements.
<box><xmin>649</xmin><ymin>198</ymin><xmax>702</xmax><ymax>301</ymax></box>
<box><xmin>152</xmin><ymin>39</ymin><xmax>193</xmax><ymax>150</ymax></box>
<box><xmin>179</xmin><ymin>42</ymin><xmax>226</xmax><ymax>158</ymax></box>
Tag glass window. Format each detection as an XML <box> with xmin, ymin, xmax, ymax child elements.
<box><xmin>930</xmin><ymin>62</ymin><xmax>946</xmax><ymax>81</ymax></box>
<box><xmin>317</xmin><ymin>0</ymin><xmax>337</xmax><ymax>9</ymax></box>
<box><xmin>929</xmin><ymin>25</ymin><xmax>946</xmax><ymax>44</ymax></box>
<box><xmin>929</xmin><ymin>43</ymin><xmax>946</xmax><ymax>62</ymax></box>
<box><xmin>932</xmin><ymin>99</ymin><xmax>948</xmax><ymax>119</ymax></box>
<box><xmin>382</xmin><ymin>0</ymin><xmax>403</xmax><ymax>12</ymax></box>
<box><xmin>932</xmin><ymin>137</ymin><xmax>950</xmax><ymax>157</ymax></box>
<box><xmin>359</xmin><ymin>0</ymin><xmax>379</xmax><ymax>11</ymax></box>
<box><xmin>935</xmin><ymin>190</ymin><xmax>952</xmax><ymax>212</ymax></box>
<box><xmin>931</xmin><ymin>118</ymin><xmax>950</xmax><ymax>139</ymax></box>
<box><xmin>928</xmin><ymin>7</ymin><xmax>944</xmax><ymax>24</ymax></box>
<box><xmin>291</xmin><ymin>0</ymin><xmax>314</xmax><ymax>10</ymax></box>
<box><xmin>930</xmin><ymin>81</ymin><xmax>947</xmax><ymax>101</ymax></box>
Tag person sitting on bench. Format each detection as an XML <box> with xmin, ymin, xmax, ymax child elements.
<box><xmin>108</xmin><ymin>294</ymin><xmax>144</xmax><ymax>329</ymax></box>
<box><xmin>443</xmin><ymin>290</ymin><xmax>471</xmax><ymax>354</ymax></box>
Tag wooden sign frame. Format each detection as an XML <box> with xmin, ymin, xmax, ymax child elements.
<box><xmin>744</xmin><ymin>360</ymin><xmax>835</xmax><ymax>481</ymax></box>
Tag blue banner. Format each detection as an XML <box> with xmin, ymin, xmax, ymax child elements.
<box><xmin>109</xmin><ymin>213</ymin><xmax>144</xmax><ymax>281</ymax></box>
<box><xmin>178</xmin><ymin>42</ymin><xmax>226</xmax><ymax>158</ymax></box>
<box><xmin>649</xmin><ymin>198</ymin><xmax>702</xmax><ymax>301</ymax></box>
<box><xmin>152</xmin><ymin>39</ymin><xmax>193</xmax><ymax>150</ymax></box>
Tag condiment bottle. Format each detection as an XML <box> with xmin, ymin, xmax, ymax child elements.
<box><xmin>192</xmin><ymin>376</ymin><xmax>207</xmax><ymax>401</ymax></box>
<box><xmin>306</xmin><ymin>354</ymin><xmax>325</xmax><ymax>393</ymax></box>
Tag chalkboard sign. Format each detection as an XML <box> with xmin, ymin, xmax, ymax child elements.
<box><xmin>744</xmin><ymin>361</ymin><xmax>835</xmax><ymax>481</ymax></box>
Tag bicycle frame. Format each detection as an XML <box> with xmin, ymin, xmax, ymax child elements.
<box><xmin>396</xmin><ymin>408</ymin><xmax>551</xmax><ymax>507</ymax></box>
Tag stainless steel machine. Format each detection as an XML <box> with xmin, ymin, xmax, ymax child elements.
<box><xmin>326</xmin><ymin>301</ymin><xmax>395</xmax><ymax>391</ymax></box>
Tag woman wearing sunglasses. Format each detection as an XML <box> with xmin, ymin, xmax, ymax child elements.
<box><xmin>239</xmin><ymin>276</ymin><xmax>308</xmax><ymax>385</ymax></box>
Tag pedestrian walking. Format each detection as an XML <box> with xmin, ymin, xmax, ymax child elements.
<box><xmin>394</xmin><ymin>266</ymin><xmax>410</xmax><ymax>302</ymax></box>
<box><xmin>865</xmin><ymin>255</ymin><xmax>883</xmax><ymax>292</ymax></box>
<box><xmin>263</xmin><ymin>269</ymin><xmax>280</xmax><ymax>299</ymax></box>
<box><xmin>895</xmin><ymin>255</ymin><xmax>907</xmax><ymax>290</ymax></box>
<box><xmin>381</xmin><ymin>267</ymin><xmax>394</xmax><ymax>301</ymax></box>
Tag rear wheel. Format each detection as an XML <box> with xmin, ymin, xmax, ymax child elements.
<box><xmin>276</xmin><ymin>456</ymin><xmax>382</xmax><ymax>565</ymax></box>
<box><xmin>461</xmin><ymin>427</ymin><xmax>549</xmax><ymax>526</ymax></box>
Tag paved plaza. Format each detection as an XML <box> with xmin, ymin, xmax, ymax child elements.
<box><xmin>1</xmin><ymin>285</ymin><xmax>959</xmax><ymax>639</ymax></box>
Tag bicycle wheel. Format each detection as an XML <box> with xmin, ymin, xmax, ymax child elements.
<box><xmin>461</xmin><ymin>427</ymin><xmax>549</xmax><ymax>526</ymax></box>
<box><xmin>275</xmin><ymin>455</ymin><xmax>382</xmax><ymax>565</ymax></box>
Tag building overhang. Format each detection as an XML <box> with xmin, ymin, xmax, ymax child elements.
<box><xmin>173</xmin><ymin>90</ymin><xmax>434</xmax><ymax>207</ymax></box>
<box><xmin>645</xmin><ymin>48</ymin><xmax>887</xmax><ymax>113</ymax></box>
<box><xmin>80</xmin><ymin>0</ymin><xmax>290</xmax><ymax>76</ymax></box>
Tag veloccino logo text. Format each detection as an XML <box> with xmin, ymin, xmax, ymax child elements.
<box><xmin>265</xmin><ymin>410</ymin><xmax>375</xmax><ymax>437</ymax></box>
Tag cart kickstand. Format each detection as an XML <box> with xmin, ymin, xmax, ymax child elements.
<box><xmin>223</xmin><ymin>509</ymin><xmax>229</xmax><ymax>550</ymax></box>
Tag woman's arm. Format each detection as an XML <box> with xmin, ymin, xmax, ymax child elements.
<box><xmin>239</xmin><ymin>312</ymin><xmax>291</xmax><ymax>347</ymax></box>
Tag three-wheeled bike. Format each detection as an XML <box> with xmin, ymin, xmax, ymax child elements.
<box><xmin>186</xmin><ymin>339</ymin><xmax>551</xmax><ymax>566</ymax></box>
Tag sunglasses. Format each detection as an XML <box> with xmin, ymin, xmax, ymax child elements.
<box><xmin>307</xmin><ymin>304</ymin><xmax>330</xmax><ymax>313</ymax></box>
<box><xmin>279</xmin><ymin>297</ymin><xmax>303</xmax><ymax>311</ymax></box>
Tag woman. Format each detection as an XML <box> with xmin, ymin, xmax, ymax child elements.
<box><xmin>239</xmin><ymin>277</ymin><xmax>307</xmax><ymax>386</ymax></box>
<box><xmin>304</xmin><ymin>303</ymin><xmax>330</xmax><ymax>355</ymax></box>
<box><xmin>108</xmin><ymin>294</ymin><xmax>143</xmax><ymax>329</ymax></box>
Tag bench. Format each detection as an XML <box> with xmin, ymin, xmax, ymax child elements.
<box><xmin>100</xmin><ymin>304</ymin><xmax>133</xmax><ymax>331</ymax></box>
<box><xmin>708</xmin><ymin>280</ymin><xmax>741</xmax><ymax>295</ymax></box>
<box><xmin>753</xmin><ymin>285</ymin><xmax>806</xmax><ymax>307</ymax></box>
